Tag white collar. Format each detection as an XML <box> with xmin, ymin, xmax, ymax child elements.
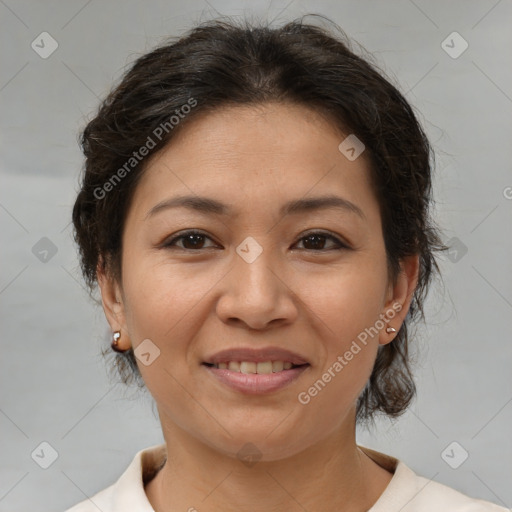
<box><xmin>98</xmin><ymin>443</ymin><xmax>505</xmax><ymax>512</ymax></box>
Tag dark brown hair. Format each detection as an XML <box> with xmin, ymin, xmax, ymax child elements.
<box><xmin>72</xmin><ymin>15</ymin><xmax>448</xmax><ymax>425</ymax></box>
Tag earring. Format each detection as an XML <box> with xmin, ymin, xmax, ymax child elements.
<box><xmin>111</xmin><ymin>330</ymin><xmax>128</xmax><ymax>353</ymax></box>
<box><xmin>386</xmin><ymin>327</ymin><xmax>397</xmax><ymax>334</ymax></box>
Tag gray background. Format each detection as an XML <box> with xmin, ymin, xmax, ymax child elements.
<box><xmin>1</xmin><ymin>1</ymin><xmax>511</xmax><ymax>511</ymax></box>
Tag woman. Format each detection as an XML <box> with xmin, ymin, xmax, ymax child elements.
<box><xmin>65</xmin><ymin>15</ymin><xmax>508</xmax><ymax>512</ymax></box>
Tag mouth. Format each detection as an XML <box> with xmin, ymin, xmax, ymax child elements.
<box><xmin>201</xmin><ymin>347</ymin><xmax>310</xmax><ymax>394</ymax></box>
<box><xmin>201</xmin><ymin>346</ymin><xmax>310</xmax><ymax>394</ymax></box>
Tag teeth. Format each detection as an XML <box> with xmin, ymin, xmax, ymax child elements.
<box><xmin>213</xmin><ymin>360</ymin><xmax>299</xmax><ymax>373</ymax></box>
<box><xmin>256</xmin><ymin>361</ymin><xmax>273</xmax><ymax>374</ymax></box>
<box><xmin>228</xmin><ymin>361</ymin><xmax>240</xmax><ymax>372</ymax></box>
<box><xmin>272</xmin><ymin>361</ymin><xmax>284</xmax><ymax>372</ymax></box>
<box><xmin>240</xmin><ymin>362</ymin><xmax>257</xmax><ymax>374</ymax></box>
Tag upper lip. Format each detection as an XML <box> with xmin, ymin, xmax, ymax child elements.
<box><xmin>203</xmin><ymin>346</ymin><xmax>309</xmax><ymax>365</ymax></box>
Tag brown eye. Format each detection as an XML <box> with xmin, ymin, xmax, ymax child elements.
<box><xmin>163</xmin><ymin>230</ymin><xmax>218</xmax><ymax>250</ymax></box>
<box><xmin>294</xmin><ymin>232</ymin><xmax>348</xmax><ymax>251</ymax></box>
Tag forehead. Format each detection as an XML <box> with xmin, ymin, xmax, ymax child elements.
<box><xmin>128</xmin><ymin>103</ymin><xmax>379</xmax><ymax>224</ymax></box>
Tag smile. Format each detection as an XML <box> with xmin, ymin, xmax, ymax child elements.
<box><xmin>202</xmin><ymin>362</ymin><xmax>310</xmax><ymax>394</ymax></box>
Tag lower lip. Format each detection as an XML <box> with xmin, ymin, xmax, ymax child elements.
<box><xmin>202</xmin><ymin>364</ymin><xmax>310</xmax><ymax>395</ymax></box>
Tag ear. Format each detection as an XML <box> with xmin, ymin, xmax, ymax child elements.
<box><xmin>379</xmin><ymin>254</ymin><xmax>420</xmax><ymax>346</ymax></box>
<box><xmin>97</xmin><ymin>257</ymin><xmax>131</xmax><ymax>351</ymax></box>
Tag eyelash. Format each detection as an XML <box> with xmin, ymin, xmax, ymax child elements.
<box><xmin>161</xmin><ymin>229</ymin><xmax>349</xmax><ymax>252</ymax></box>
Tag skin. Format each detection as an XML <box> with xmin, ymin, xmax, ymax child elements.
<box><xmin>98</xmin><ymin>102</ymin><xmax>419</xmax><ymax>512</ymax></box>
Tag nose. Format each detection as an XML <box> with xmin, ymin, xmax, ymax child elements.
<box><xmin>215</xmin><ymin>242</ymin><xmax>298</xmax><ymax>330</ymax></box>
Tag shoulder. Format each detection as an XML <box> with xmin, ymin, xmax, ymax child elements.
<box><xmin>359</xmin><ymin>445</ymin><xmax>510</xmax><ymax>512</ymax></box>
<box><xmin>400</xmin><ymin>469</ymin><xmax>510</xmax><ymax>511</ymax></box>
<box><xmin>61</xmin><ymin>443</ymin><xmax>166</xmax><ymax>512</ymax></box>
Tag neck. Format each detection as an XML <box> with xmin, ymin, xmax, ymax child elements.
<box><xmin>145</xmin><ymin>409</ymin><xmax>393</xmax><ymax>512</ymax></box>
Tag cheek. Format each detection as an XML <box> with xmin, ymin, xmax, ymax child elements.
<box><xmin>119</xmin><ymin>254</ymin><xmax>226</xmax><ymax>394</ymax></box>
<box><xmin>294</xmin><ymin>257</ymin><xmax>387</xmax><ymax>406</ymax></box>
<box><xmin>120</xmin><ymin>257</ymin><xmax>207</xmax><ymax>417</ymax></box>
<box><xmin>295</xmin><ymin>287</ymin><xmax>381</xmax><ymax>438</ymax></box>
<box><xmin>122</xmin><ymin>255</ymin><xmax>215</xmax><ymax>342</ymax></box>
<box><xmin>303</xmin><ymin>257</ymin><xmax>388</xmax><ymax>347</ymax></box>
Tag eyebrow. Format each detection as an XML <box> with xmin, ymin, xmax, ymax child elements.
<box><xmin>145</xmin><ymin>194</ymin><xmax>366</xmax><ymax>221</ymax></box>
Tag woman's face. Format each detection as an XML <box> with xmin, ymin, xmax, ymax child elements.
<box><xmin>100</xmin><ymin>103</ymin><xmax>417</xmax><ymax>460</ymax></box>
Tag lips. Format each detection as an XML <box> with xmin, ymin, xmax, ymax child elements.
<box><xmin>201</xmin><ymin>346</ymin><xmax>310</xmax><ymax>394</ymax></box>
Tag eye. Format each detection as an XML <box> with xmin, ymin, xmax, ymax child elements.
<box><xmin>161</xmin><ymin>230</ymin><xmax>349</xmax><ymax>252</ymax></box>
<box><xmin>162</xmin><ymin>230</ymin><xmax>218</xmax><ymax>250</ymax></box>
<box><xmin>293</xmin><ymin>231</ymin><xmax>348</xmax><ymax>251</ymax></box>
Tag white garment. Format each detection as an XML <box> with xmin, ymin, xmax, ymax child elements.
<box><xmin>63</xmin><ymin>443</ymin><xmax>509</xmax><ymax>511</ymax></box>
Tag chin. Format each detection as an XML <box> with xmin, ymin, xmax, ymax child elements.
<box><xmin>199</xmin><ymin>422</ymin><xmax>320</xmax><ymax>463</ymax></box>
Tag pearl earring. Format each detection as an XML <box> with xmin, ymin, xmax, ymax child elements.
<box><xmin>111</xmin><ymin>330</ymin><xmax>128</xmax><ymax>353</ymax></box>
